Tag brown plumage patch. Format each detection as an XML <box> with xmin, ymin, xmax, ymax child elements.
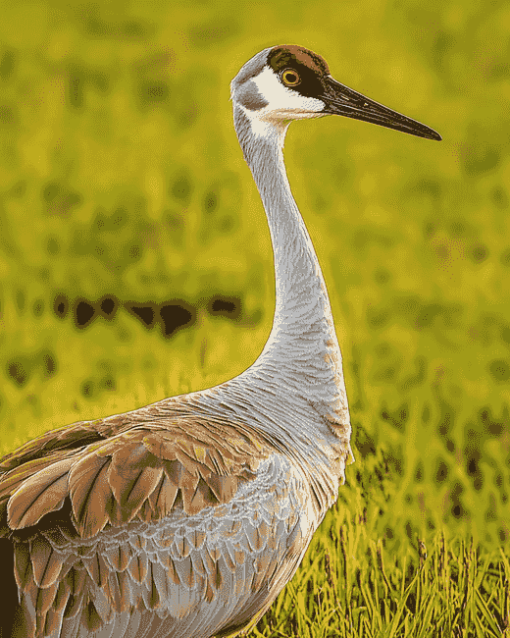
<box><xmin>268</xmin><ymin>45</ymin><xmax>330</xmax><ymax>77</ymax></box>
<box><xmin>0</xmin><ymin>415</ymin><xmax>271</xmax><ymax>539</ymax></box>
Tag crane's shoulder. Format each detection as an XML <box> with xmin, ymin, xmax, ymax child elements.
<box><xmin>0</xmin><ymin>410</ymin><xmax>274</xmax><ymax>540</ymax></box>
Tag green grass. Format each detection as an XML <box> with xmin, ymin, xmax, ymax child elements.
<box><xmin>0</xmin><ymin>0</ymin><xmax>509</xmax><ymax>636</ymax></box>
<box><xmin>253</xmin><ymin>533</ymin><xmax>510</xmax><ymax>637</ymax></box>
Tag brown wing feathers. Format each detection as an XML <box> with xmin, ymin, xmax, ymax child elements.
<box><xmin>0</xmin><ymin>418</ymin><xmax>267</xmax><ymax>540</ymax></box>
<box><xmin>0</xmin><ymin>416</ymin><xmax>272</xmax><ymax>637</ymax></box>
<box><xmin>7</xmin><ymin>458</ymin><xmax>75</xmax><ymax>531</ymax></box>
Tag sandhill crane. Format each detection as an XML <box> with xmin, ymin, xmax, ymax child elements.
<box><xmin>0</xmin><ymin>45</ymin><xmax>440</xmax><ymax>638</ymax></box>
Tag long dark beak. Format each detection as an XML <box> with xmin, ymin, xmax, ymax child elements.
<box><xmin>321</xmin><ymin>76</ymin><xmax>441</xmax><ymax>141</ymax></box>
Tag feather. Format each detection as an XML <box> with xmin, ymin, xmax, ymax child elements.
<box><xmin>13</xmin><ymin>542</ymin><xmax>33</xmax><ymax>590</ymax></box>
<box><xmin>151</xmin><ymin>560</ymin><xmax>169</xmax><ymax>602</ymax></box>
<box><xmin>69</xmin><ymin>453</ymin><xmax>111</xmax><ymax>538</ymax></box>
<box><xmin>188</xmin><ymin>479</ymin><xmax>215</xmax><ymax>514</ymax></box>
<box><xmin>110</xmin><ymin>569</ymin><xmax>133</xmax><ymax>612</ymax></box>
<box><xmin>35</xmin><ymin>580</ymin><xmax>58</xmax><ymax>615</ymax></box>
<box><xmin>52</xmin><ymin>579</ymin><xmax>71</xmax><ymax>613</ymax></box>
<box><xmin>43</xmin><ymin>604</ymin><xmax>63</xmax><ymax>636</ymax></box>
<box><xmin>207</xmin><ymin>546</ymin><xmax>221</xmax><ymax>561</ymax></box>
<box><xmin>286</xmin><ymin>511</ymin><xmax>298</xmax><ymax>532</ymax></box>
<box><xmin>234</xmin><ymin>548</ymin><xmax>246</xmax><ymax>565</ymax></box>
<box><xmin>147</xmin><ymin>473</ymin><xmax>178</xmax><ymax>520</ymax></box>
<box><xmin>253</xmin><ymin>550</ymin><xmax>271</xmax><ymax>575</ymax></box>
<box><xmin>82</xmin><ymin>552</ymin><xmax>109</xmax><ymax>587</ymax></box>
<box><xmin>156</xmin><ymin>527</ymin><xmax>175</xmax><ymax>549</ymax></box>
<box><xmin>222</xmin><ymin>539</ymin><xmax>238</xmax><ymax>570</ymax></box>
<box><xmin>140</xmin><ymin>562</ymin><xmax>163</xmax><ymax>613</ymax></box>
<box><xmin>204</xmin><ymin>579</ymin><xmax>215</xmax><ymax>603</ymax></box>
<box><xmin>57</xmin><ymin>555</ymin><xmax>76</xmax><ymax>583</ymax></box>
<box><xmin>105</xmin><ymin>494</ymin><xmax>123</xmax><ymax>528</ymax></box>
<box><xmin>237</xmin><ymin>532</ymin><xmax>253</xmax><ymax>554</ymax></box>
<box><xmin>244</xmin><ymin>521</ymin><xmax>265</xmax><ymax>552</ymax></box>
<box><xmin>8</xmin><ymin>458</ymin><xmax>73</xmax><ymax>529</ymax></box>
<box><xmin>162</xmin><ymin>460</ymin><xmax>186</xmax><ymax>486</ymax></box>
<box><xmin>0</xmin><ymin>456</ymin><xmax>64</xmax><ymax>501</ymax></box>
<box><xmin>200</xmin><ymin>545</ymin><xmax>216</xmax><ymax>574</ymax></box>
<box><xmin>127</xmin><ymin>550</ymin><xmax>148</xmax><ymax>583</ymax></box>
<box><xmin>173</xmin><ymin>555</ymin><xmax>194</xmax><ymax>589</ymax></box>
<box><xmin>257</xmin><ymin>519</ymin><xmax>270</xmax><ymax>540</ymax></box>
<box><xmin>174</xmin><ymin>447</ymin><xmax>202</xmax><ymax>475</ymax></box>
<box><xmin>220</xmin><ymin>544</ymin><xmax>237</xmax><ymax>573</ymax></box>
<box><xmin>251</xmin><ymin>566</ymin><xmax>268</xmax><ymax>594</ymax></box>
<box><xmin>81</xmin><ymin>599</ymin><xmax>103</xmax><ymax>633</ymax></box>
<box><xmin>188</xmin><ymin>529</ymin><xmax>206</xmax><ymax>549</ymax></box>
<box><xmin>65</xmin><ymin>567</ymin><xmax>87</xmax><ymax>598</ymax></box>
<box><xmin>137</xmin><ymin>500</ymin><xmax>154</xmax><ymax>523</ymax></box>
<box><xmin>190</xmin><ymin>552</ymin><xmax>206</xmax><ymax>577</ymax></box>
<box><xmin>180</xmin><ymin>479</ymin><xmax>200</xmax><ymax>513</ymax></box>
<box><xmin>129</xmin><ymin>534</ymin><xmax>146</xmax><ymax>551</ymax></box>
<box><xmin>103</xmin><ymin>543</ymin><xmax>133</xmax><ymax>572</ymax></box>
<box><xmin>210</xmin><ymin>559</ymin><xmax>222</xmax><ymax>590</ymax></box>
<box><xmin>167</xmin><ymin>557</ymin><xmax>180</xmax><ymax>586</ymax></box>
<box><xmin>206</xmin><ymin>475</ymin><xmax>239</xmax><ymax>503</ymax></box>
<box><xmin>266</xmin><ymin>529</ymin><xmax>278</xmax><ymax>551</ymax></box>
<box><xmin>173</xmin><ymin>535</ymin><xmax>192</xmax><ymax>559</ymax></box>
<box><xmin>108</xmin><ymin>447</ymin><xmax>163</xmax><ymax>517</ymax></box>
<box><xmin>158</xmin><ymin>550</ymin><xmax>171</xmax><ymax>568</ymax></box>
<box><xmin>142</xmin><ymin>433</ymin><xmax>177</xmax><ymax>461</ymax></box>
<box><xmin>264</xmin><ymin>555</ymin><xmax>280</xmax><ymax>585</ymax></box>
<box><xmin>30</xmin><ymin>536</ymin><xmax>63</xmax><ymax>588</ymax></box>
<box><xmin>286</xmin><ymin>526</ymin><xmax>303</xmax><ymax>559</ymax></box>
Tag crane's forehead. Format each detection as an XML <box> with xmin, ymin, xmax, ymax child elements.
<box><xmin>268</xmin><ymin>45</ymin><xmax>330</xmax><ymax>76</ymax></box>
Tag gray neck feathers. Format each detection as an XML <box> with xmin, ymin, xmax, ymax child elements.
<box><xmin>227</xmin><ymin>106</ymin><xmax>350</xmax><ymax>456</ymax></box>
<box><xmin>233</xmin><ymin>107</ymin><xmax>345</xmax><ymax>385</ymax></box>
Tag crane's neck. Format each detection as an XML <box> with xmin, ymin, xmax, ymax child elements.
<box><xmin>233</xmin><ymin>106</ymin><xmax>350</xmax><ymax>428</ymax></box>
<box><xmin>173</xmin><ymin>105</ymin><xmax>353</xmax><ymax>508</ymax></box>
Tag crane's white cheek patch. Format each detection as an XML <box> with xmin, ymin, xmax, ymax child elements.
<box><xmin>253</xmin><ymin>67</ymin><xmax>325</xmax><ymax>117</ymax></box>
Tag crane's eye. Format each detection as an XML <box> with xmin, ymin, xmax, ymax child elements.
<box><xmin>281</xmin><ymin>69</ymin><xmax>301</xmax><ymax>87</ymax></box>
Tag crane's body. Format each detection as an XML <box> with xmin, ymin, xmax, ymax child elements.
<box><xmin>0</xmin><ymin>45</ymin><xmax>439</xmax><ymax>638</ymax></box>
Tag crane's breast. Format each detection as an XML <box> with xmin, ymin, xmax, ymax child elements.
<box><xmin>13</xmin><ymin>453</ymin><xmax>319</xmax><ymax>638</ymax></box>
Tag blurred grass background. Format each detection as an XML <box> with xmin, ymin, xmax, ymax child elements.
<box><xmin>0</xmin><ymin>0</ymin><xmax>509</xmax><ymax>634</ymax></box>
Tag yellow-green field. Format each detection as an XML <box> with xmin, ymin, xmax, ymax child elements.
<box><xmin>0</xmin><ymin>1</ymin><xmax>509</xmax><ymax>635</ymax></box>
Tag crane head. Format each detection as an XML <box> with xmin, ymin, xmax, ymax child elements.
<box><xmin>231</xmin><ymin>45</ymin><xmax>441</xmax><ymax>141</ymax></box>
